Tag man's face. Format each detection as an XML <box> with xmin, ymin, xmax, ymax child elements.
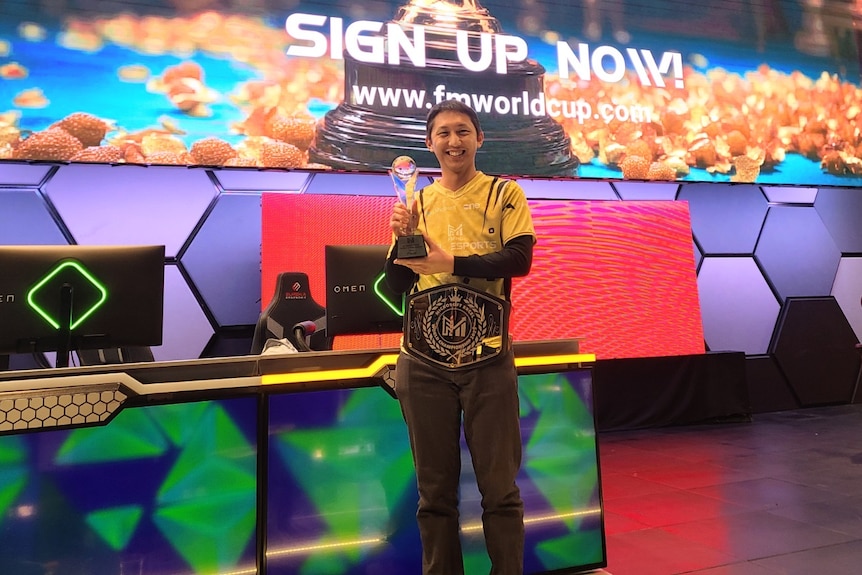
<box><xmin>426</xmin><ymin>110</ymin><xmax>484</xmax><ymax>174</ymax></box>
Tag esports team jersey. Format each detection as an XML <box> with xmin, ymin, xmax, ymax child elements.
<box><xmin>413</xmin><ymin>171</ymin><xmax>536</xmax><ymax>300</ymax></box>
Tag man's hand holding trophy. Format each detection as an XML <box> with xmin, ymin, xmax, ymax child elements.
<box><xmin>390</xmin><ymin>155</ymin><xmax>428</xmax><ymax>259</ymax></box>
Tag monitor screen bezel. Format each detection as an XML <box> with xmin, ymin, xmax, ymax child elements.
<box><xmin>324</xmin><ymin>244</ymin><xmax>404</xmax><ymax>338</ymax></box>
<box><xmin>0</xmin><ymin>244</ymin><xmax>165</xmax><ymax>355</ymax></box>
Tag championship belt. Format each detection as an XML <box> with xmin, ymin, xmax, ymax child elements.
<box><xmin>404</xmin><ymin>283</ymin><xmax>510</xmax><ymax>370</ymax></box>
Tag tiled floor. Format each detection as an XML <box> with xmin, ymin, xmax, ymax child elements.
<box><xmin>596</xmin><ymin>403</ymin><xmax>862</xmax><ymax>575</ymax></box>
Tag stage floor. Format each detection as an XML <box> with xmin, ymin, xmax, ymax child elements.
<box><xmin>599</xmin><ymin>403</ymin><xmax>862</xmax><ymax>574</ymax></box>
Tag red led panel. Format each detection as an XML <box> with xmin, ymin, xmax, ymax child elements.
<box><xmin>261</xmin><ymin>193</ymin><xmax>400</xmax><ymax>350</ymax></box>
<box><xmin>262</xmin><ymin>194</ymin><xmax>704</xmax><ymax>358</ymax></box>
<box><xmin>514</xmin><ymin>200</ymin><xmax>704</xmax><ymax>358</ymax></box>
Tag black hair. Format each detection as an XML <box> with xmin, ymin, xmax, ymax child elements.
<box><xmin>426</xmin><ymin>99</ymin><xmax>482</xmax><ymax>139</ymax></box>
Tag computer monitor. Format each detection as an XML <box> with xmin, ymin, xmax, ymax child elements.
<box><xmin>324</xmin><ymin>244</ymin><xmax>404</xmax><ymax>337</ymax></box>
<box><xmin>0</xmin><ymin>244</ymin><xmax>165</xmax><ymax>366</ymax></box>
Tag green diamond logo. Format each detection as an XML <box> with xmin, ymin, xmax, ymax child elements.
<box><xmin>373</xmin><ymin>272</ymin><xmax>404</xmax><ymax>316</ymax></box>
<box><xmin>27</xmin><ymin>260</ymin><xmax>108</xmax><ymax>330</ymax></box>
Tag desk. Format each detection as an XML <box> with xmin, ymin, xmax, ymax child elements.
<box><xmin>0</xmin><ymin>341</ymin><xmax>603</xmax><ymax>575</ymax></box>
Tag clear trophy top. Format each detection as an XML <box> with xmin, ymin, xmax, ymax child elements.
<box><xmin>391</xmin><ymin>155</ymin><xmax>417</xmax><ymax>183</ymax></box>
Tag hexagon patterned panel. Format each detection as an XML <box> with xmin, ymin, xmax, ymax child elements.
<box><xmin>43</xmin><ymin>164</ymin><xmax>217</xmax><ymax>257</ymax></box>
<box><xmin>815</xmin><ymin>187</ymin><xmax>862</xmax><ymax>253</ymax></box>
<box><xmin>0</xmin><ymin>190</ymin><xmax>69</xmax><ymax>245</ymax></box>
<box><xmin>771</xmin><ymin>297</ymin><xmax>859</xmax><ymax>406</ymax></box>
<box><xmin>697</xmin><ymin>256</ymin><xmax>780</xmax><ymax>355</ymax></box>
<box><xmin>212</xmin><ymin>169</ymin><xmax>311</xmax><ymax>193</ymax></box>
<box><xmin>744</xmin><ymin>355</ymin><xmax>798</xmax><ymax>414</ymax></box>
<box><xmin>516</xmin><ymin>178</ymin><xmax>618</xmax><ymax>200</ymax></box>
<box><xmin>761</xmin><ymin>186</ymin><xmax>817</xmax><ymax>205</ymax></box>
<box><xmin>832</xmin><ymin>257</ymin><xmax>862</xmax><ymax>343</ymax></box>
<box><xmin>3</xmin><ymin>163</ymin><xmax>862</xmax><ymax>396</ymax></box>
<box><xmin>0</xmin><ymin>162</ymin><xmax>54</xmax><ymax>187</ymax></box>
<box><xmin>181</xmin><ymin>193</ymin><xmax>262</xmax><ymax>328</ymax></box>
<box><xmin>615</xmin><ymin>181</ymin><xmax>679</xmax><ymax>201</ymax></box>
<box><xmin>694</xmin><ymin>240</ymin><xmax>703</xmax><ymax>271</ymax></box>
<box><xmin>678</xmin><ymin>183</ymin><xmax>768</xmax><ymax>255</ymax></box>
<box><xmin>155</xmin><ymin>265</ymin><xmax>214</xmax><ymax>362</ymax></box>
<box><xmin>303</xmin><ymin>171</ymin><xmax>402</xmax><ymax>196</ymax></box>
<box><xmin>755</xmin><ymin>206</ymin><xmax>841</xmax><ymax>302</ymax></box>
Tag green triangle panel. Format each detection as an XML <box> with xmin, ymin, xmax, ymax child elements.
<box><xmin>463</xmin><ymin>547</ymin><xmax>491</xmax><ymax>575</ymax></box>
<box><xmin>0</xmin><ymin>467</ymin><xmax>27</xmax><ymax>526</ymax></box>
<box><xmin>0</xmin><ymin>435</ymin><xmax>26</xmax><ymax>464</ymax></box>
<box><xmin>154</xmin><ymin>403</ymin><xmax>256</xmax><ymax>574</ymax></box>
<box><xmin>535</xmin><ymin>531</ymin><xmax>605</xmax><ymax>570</ymax></box>
<box><xmin>275</xmin><ymin>425</ymin><xmax>413</xmax><ymax>536</ymax></box>
<box><xmin>158</xmin><ymin>404</ymin><xmax>254</xmax><ymax>503</ymax></box>
<box><xmin>273</xmin><ymin>391</ymin><xmax>415</xmax><ymax>573</ymax></box>
<box><xmin>523</xmin><ymin>374</ymin><xmax>598</xmax><ymax>524</ymax></box>
<box><xmin>154</xmin><ymin>493</ymin><xmax>256</xmax><ymax>574</ymax></box>
<box><xmin>55</xmin><ymin>408</ymin><xmax>168</xmax><ymax>464</ymax></box>
<box><xmin>0</xmin><ymin>436</ymin><xmax>27</xmax><ymax>524</ymax></box>
<box><xmin>519</xmin><ymin>373</ymin><xmax>562</xmax><ymax>413</ymax></box>
<box><xmin>150</xmin><ymin>402</ymin><xmax>211</xmax><ymax>447</ymax></box>
<box><xmin>379</xmin><ymin>450</ymin><xmax>416</xmax><ymax>503</ymax></box>
<box><xmin>159</xmin><ymin>460</ymin><xmax>256</xmax><ymax>511</ymax></box>
<box><xmin>86</xmin><ymin>505</ymin><xmax>143</xmax><ymax>550</ymax></box>
<box><xmin>339</xmin><ymin>388</ymin><xmax>405</xmax><ymax>426</ymax></box>
<box><xmin>300</xmin><ymin>552</ymin><xmax>352</xmax><ymax>575</ymax></box>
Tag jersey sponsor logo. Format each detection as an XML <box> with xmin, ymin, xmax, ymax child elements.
<box><xmin>447</xmin><ymin>224</ymin><xmax>497</xmax><ymax>251</ymax></box>
<box><xmin>426</xmin><ymin>204</ymin><xmax>457</xmax><ymax>217</ymax></box>
<box><xmin>450</xmin><ymin>240</ymin><xmax>498</xmax><ymax>251</ymax></box>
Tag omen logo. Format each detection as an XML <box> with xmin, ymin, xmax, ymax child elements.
<box><xmin>333</xmin><ymin>284</ymin><xmax>366</xmax><ymax>293</ymax></box>
<box><xmin>0</xmin><ymin>294</ymin><xmax>14</xmax><ymax>303</ymax></box>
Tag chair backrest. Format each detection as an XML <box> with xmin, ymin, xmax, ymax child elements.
<box><xmin>250</xmin><ymin>272</ymin><xmax>329</xmax><ymax>354</ymax></box>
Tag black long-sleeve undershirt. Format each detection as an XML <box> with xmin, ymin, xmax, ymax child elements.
<box><xmin>384</xmin><ymin>234</ymin><xmax>534</xmax><ymax>295</ymax></box>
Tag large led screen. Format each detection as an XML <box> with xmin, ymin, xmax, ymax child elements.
<box><xmin>262</xmin><ymin>193</ymin><xmax>705</xmax><ymax>359</ymax></box>
<box><xmin>0</xmin><ymin>371</ymin><xmax>604</xmax><ymax>575</ymax></box>
<box><xmin>2</xmin><ymin>1</ymin><xmax>861</xmax><ymax>185</ymax></box>
<box><xmin>0</xmin><ymin>398</ymin><xmax>260</xmax><ymax>575</ymax></box>
<box><xmin>267</xmin><ymin>370</ymin><xmax>604</xmax><ymax>575</ymax></box>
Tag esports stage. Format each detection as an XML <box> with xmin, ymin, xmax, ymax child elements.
<box><xmin>0</xmin><ymin>338</ymin><xmax>603</xmax><ymax>575</ymax></box>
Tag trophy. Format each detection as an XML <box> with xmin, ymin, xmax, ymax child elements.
<box><xmin>390</xmin><ymin>155</ymin><xmax>427</xmax><ymax>259</ymax></box>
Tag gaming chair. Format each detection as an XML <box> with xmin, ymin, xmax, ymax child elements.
<box><xmin>251</xmin><ymin>272</ymin><xmax>330</xmax><ymax>354</ymax></box>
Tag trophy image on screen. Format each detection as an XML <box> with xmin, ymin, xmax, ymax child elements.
<box><xmin>391</xmin><ymin>155</ymin><xmax>428</xmax><ymax>259</ymax></box>
<box><xmin>309</xmin><ymin>0</ymin><xmax>579</xmax><ymax>177</ymax></box>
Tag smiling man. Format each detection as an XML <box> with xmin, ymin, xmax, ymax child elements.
<box><xmin>384</xmin><ymin>99</ymin><xmax>537</xmax><ymax>575</ymax></box>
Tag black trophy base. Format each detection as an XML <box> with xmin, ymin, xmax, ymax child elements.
<box><xmin>397</xmin><ymin>235</ymin><xmax>427</xmax><ymax>259</ymax></box>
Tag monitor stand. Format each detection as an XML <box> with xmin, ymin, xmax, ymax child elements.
<box><xmin>55</xmin><ymin>284</ymin><xmax>74</xmax><ymax>369</ymax></box>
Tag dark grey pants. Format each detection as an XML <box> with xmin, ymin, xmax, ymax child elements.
<box><xmin>395</xmin><ymin>350</ymin><xmax>524</xmax><ymax>575</ymax></box>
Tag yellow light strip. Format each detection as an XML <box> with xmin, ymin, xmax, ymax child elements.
<box><xmin>514</xmin><ymin>353</ymin><xmax>596</xmax><ymax>368</ymax></box>
<box><xmin>168</xmin><ymin>565</ymin><xmax>258</xmax><ymax>575</ymax></box>
<box><xmin>461</xmin><ymin>507</ymin><xmax>602</xmax><ymax>533</ymax></box>
<box><xmin>267</xmin><ymin>536</ymin><xmax>386</xmax><ymax>557</ymax></box>
<box><xmin>168</xmin><ymin>537</ymin><xmax>387</xmax><ymax>575</ymax></box>
<box><xmin>262</xmin><ymin>354</ymin><xmax>399</xmax><ymax>386</ymax></box>
<box><xmin>209</xmin><ymin>567</ymin><xmax>256</xmax><ymax>575</ymax></box>
<box><xmin>262</xmin><ymin>352</ymin><xmax>594</xmax><ymax>387</ymax></box>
